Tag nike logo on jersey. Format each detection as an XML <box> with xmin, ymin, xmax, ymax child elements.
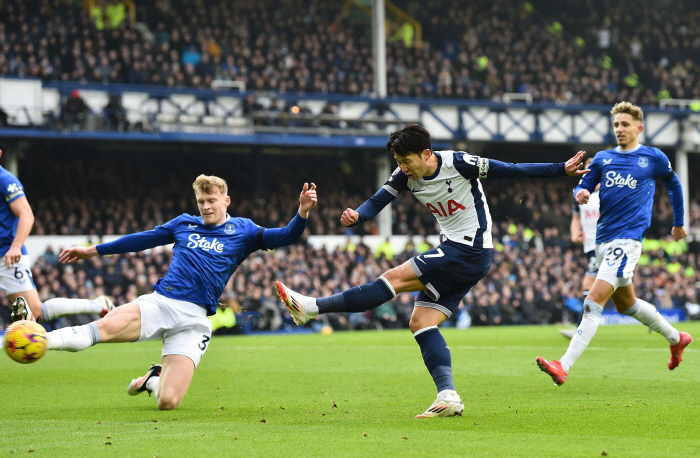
<box><xmin>187</xmin><ymin>234</ymin><xmax>224</xmax><ymax>252</ymax></box>
<box><xmin>188</xmin><ymin>224</ymin><xmax>197</xmax><ymax>229</ymax></box>
<box><xmin>604</xmin><ymin>171</ymin><xmax>637</xmax><ymax>189</ymax></box>
<box><xmin>603</xmin><ymin>159</ymin><xmax>612</xmax><ymax>164</ymax></box>
<box><xmin>412</xmin><ymin>188</ymin><xmax>424</xmax><ymax>193</ymax></box>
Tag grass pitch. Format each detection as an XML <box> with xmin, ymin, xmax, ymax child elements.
<box><xmin>2</xmin><ymin>323</ymin><xmax>699</xmax><ymax>457</ymax></box>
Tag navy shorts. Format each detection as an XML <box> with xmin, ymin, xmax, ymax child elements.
<box><xmin>585</xmin><ymin>250</ymin><xmax>599</xmax><ymax>276</ymax></box>
<box><xmin>408</xmin><ymin>240</ymin><xmax>492</xmax><ymax>317</ymax></box>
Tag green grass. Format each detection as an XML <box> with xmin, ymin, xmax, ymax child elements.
<box><xmin>2</xmin><ymin>323</ymin><xmax>699</xmax><ymax>457</ymax></box>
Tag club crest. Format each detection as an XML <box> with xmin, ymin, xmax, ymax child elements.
<box><xmin>224</xmin><ymin>223</ymin><xmax>236</xmax><ymax>234</ymax></box>
<box><xmin>638</xmin><ymin>157</ymin><xmax>648</xmax><ymax>168</ymax></box>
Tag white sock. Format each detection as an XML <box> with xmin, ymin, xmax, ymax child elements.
<box><xmin>47</xmin><ymin>322</ymin><xmax>101</xmax><ymax>352</ymax></box>
<box><xmin>296</xmin><ymin>293</ymin><xmax>318</xmax><ymax>317</ymax></box>
<box><xmin>560</xmin><ymin>300</ymin><xmax>604</xmax><ymax>372</ymax></box>
<box><xmin>41</xmin><ymin>298</ymin><xmax>104</xmax><ymax>320</ymax></box>
<box><xmin>623</xmin><ymin>299</ymin><xmax>680</xmax><ymax>345</ymax></box>
<box><xmin>146</xmin><ymin>376</ymin><xmax>160</xmax><ymax>394</ymax></box>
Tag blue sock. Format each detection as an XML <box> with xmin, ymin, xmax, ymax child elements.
<box><xmin>414</xmin><ymin>326</ymin><xmax>455</xmax><ymax>393</ymax></box>
<box><xmin>317</xmin><ymin>277</ymin><xmax>395</xmax><ymax>314</ymax></box>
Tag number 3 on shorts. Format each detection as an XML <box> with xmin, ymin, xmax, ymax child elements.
<box><xmin>199</xmin><ymin>335</ymin><xmax>211</xmax><ymax>351</ymax></box>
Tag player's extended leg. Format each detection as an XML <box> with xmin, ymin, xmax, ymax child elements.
<box><xmin>46</xmin><ymin>303</ymin><xmax>141</xmax><ymax>352</ymax></box>
<box><xmin>41</xmin><ymin>296</ymin><xmax>115</xmax><ymax>320</ymax></box>
<box><xmin>411</xmin><ymin>307</ymin><xmax>464</xmax><ymax>418</ymax></box>
<box><xmin>613</xmin><ymin>284</ymin><xmax>693</xmax><ymax>369</ymax></box>
<box><xmin>276</xmin><ymin>260</ymin><xmax>424</xmax><ymax>325</ymax></box>
<box><xmin>9</xmin><ymin>289</ymin><xmax>42</xmax><ymax>322</ymax></box>
<box><xmin>537</xmin><ymin>277</ymin><xmax>612</xmax><ymax>385</ymax></box>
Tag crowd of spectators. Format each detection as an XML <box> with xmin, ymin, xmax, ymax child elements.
<box><xmin>17</xmin><ymin>147</ymin><xmax>700</xmax><ymax>240</ymax></box>
<box><xmin>1</xmin><ymin>0</ymin><xmax>699</xmax><ymax>106</ymax></box>
<box><xmin>2</xmin><ymin>219</ymin><xmax>698</xmax><ymax>333</ymax></box>
<box><xmin>1</xmin><ymin>147</ymin><xmax>700</xmax><ymax>332</ymax></box>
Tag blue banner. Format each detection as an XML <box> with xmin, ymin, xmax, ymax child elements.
<box><xmin>600</xmin><ymin>308</ymin><xmax>686</xmax><ymax>325</ymax></box>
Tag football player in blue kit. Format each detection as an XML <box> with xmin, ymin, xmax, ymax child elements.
<box><xmin>275</xmin><ymin>124</ymin><xmax>589</xmax><ymax>418</ymax></box>
<box><xmin>0</xmin><ymin>149</ymin><xmax>114</xmax><ymax>326</ymax></box>
<box><xmin>537</xmin><ymin>102</ymin><xmax>692</xmax><ymax>386</ymax></box>
<box><xmin>48</xmin><ymin>175</ymin><xmax>317</xmax><ymax>410</ymax></box>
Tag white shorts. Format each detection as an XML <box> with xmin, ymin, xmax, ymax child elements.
<box><xmin>595</xmin><ymin>239</ymin><xmax>642</xmax><ymax>291</ymax></box>
<box><xmin>134</xmin><ymin>292</ymin><xmax>212</xmax><ymax>368</ymax></box>
<box><xmin>0</xmin><ymin>255</ymin><xmax>35</xmax><ymax>295</ymax></box>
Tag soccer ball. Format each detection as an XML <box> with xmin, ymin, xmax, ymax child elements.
<box><xmin>4</xmin><ymin>320</ymin><xmax>48</xmax><ymax>364</ymax></box>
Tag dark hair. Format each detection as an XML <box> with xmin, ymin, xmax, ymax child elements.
<box><xmin>386</xmin><ymin>124</ymin><xmax>432</xmax><ymax>157</ymax></box>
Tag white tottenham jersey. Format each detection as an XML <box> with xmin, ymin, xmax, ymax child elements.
<box><xmin>383</xmin><ymin>151</ymin><xmax>494</xmax><ymax>248</ymax></box>
<box><xmin>576</xmin><ymin>190</ymin><xmax>600</xmax><ymax>253</ymax></box>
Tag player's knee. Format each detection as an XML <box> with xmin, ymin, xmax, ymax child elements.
<box><xmin>409</xmin><ymin>318</ymin><xmax>426</xmax><ymax>334</ymax></box>
<box><xmin>157</xmin><ymin>395</ymin><xmax>181</xmax><ymax>411</ymax></box>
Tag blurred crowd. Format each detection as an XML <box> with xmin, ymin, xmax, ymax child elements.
<box><xmin>17</xmin><ymin>148</ymin><xmax>700</xmax><ymax>240</ymax></box>
<box><xmin>1</xmin><ymin>221</ymin><xmax>698</xmax><ymax>333</ymax></box>
<box><xmin>1</xmin><ymin>0</ymin><xmax>698</xmax><ymax>105</ymax></box>
<box><xmin>2</xmin><ymin>147</ymin><xmax>700</xmax><ymax>332</ymax></box>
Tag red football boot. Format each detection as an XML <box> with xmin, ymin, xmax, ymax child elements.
<box><xmin>536</xmin><ymin>357</ymin><xmax>568</xmax><ymax>386</ymax></box>
<box><xmin>668</xmin><ymin>332</ymin><xmax>693</xmax><ymax>370</ymax></box>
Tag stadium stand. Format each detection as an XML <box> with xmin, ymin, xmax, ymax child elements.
<box><xmin>1</xmin><ymin>0</ymin><xmax>698</xmax><ymax>104</ymax></box>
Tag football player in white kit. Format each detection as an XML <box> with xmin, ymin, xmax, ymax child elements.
<box><xmin>561</xmin><ymin>157</ymin><xmax>600</xmax><ymax>339</ymax></box>
<box><xmin>275</xmin><ymin>124</ymin><xmax>589</xmax><ymax>418</ymax></box>
<box><xmin>0</xmin><ymin>149</ymin><xmax>114</xmax><ymax>327</ymax></box>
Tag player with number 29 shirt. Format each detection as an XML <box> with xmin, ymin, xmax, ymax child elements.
<box><xmin>275</xmin><ymin>124</ymin><xmax>589</xmax><ymax>418</ymax></box>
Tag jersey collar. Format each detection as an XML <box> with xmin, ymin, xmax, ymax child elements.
<box><xmin>614</xmin><ymin>144</ymin><xmax>642</xmax><ymax>153</ymax></box>
<box><xmin>423</xmin><ymin>152</ymin><xmax>442</xmax><ymax>181</ymax></box>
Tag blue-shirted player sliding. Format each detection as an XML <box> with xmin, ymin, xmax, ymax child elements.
<box><xmin>537</xmin><ymin>102</ymin><xmax>693</xmax><ymax>385</ymax></box>
<box><xmin>48</xmin><ymin>175</ymin><xmax>317</xmax><ymax>410</ymax></box>
<box><xmin>275</xmin><ymin>124</ymin><xmax>589</xmax><ymax>418</ymax></box>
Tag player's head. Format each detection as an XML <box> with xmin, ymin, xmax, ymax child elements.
<box><xmin>192</xmin><ymin>174</ymin><xmax>230</xmax><ymax>226</ymax></box>
<box><xmin>386</xmin><ymin>124</ymin><xmax>433</xmax><ymax>179</ymax></box>
<box><xmin>611</xmin><ymin>101</ymin><xmax>643</xmax><ymax>149</ymax></box>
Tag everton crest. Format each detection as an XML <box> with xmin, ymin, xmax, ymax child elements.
<box><xmin>638</xmin><ymin>157</ymin><xmax>648</xmax><ymax>168</ymax></box>
<box><xmin>224</xmin><ymin>223</ymin><xmax>236</xmax><ymax>234</ymax></box>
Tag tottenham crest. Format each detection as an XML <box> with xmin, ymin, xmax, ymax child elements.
<box><xmin>224</xmin><ymin>223</ymin><xmax>236</xmax><ymax>234</ymax></box>
<box><xmin>638</xmin><ymin>157</ymin><xmax>648</xmax><ymax>168</ymax></box>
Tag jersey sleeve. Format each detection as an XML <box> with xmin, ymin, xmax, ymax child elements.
<box><xmin>460</xmin><ymin>156</ymin><xmax>566</xmax><ymax>179</ymax></box>
<box><xmin>575</xmin><ymin>155</ymin><xmax>602</xmax><ymax>195</ymax></box>
<box><xmin>653</xmin><ymin>148</ymin><xmax>675</xmax><ymax>180</ymax></box>
<box><xmin>381</xmin><ymin>167</ymin><xmax>409</xmax><ymax>197</ymax></box>
<box><xmin>96</xmin><ymin>216</ymin><xmax>178</xmax><ymax>255</ymax></box>
<box><xmin>452</xmin><ymin>152</ymin><xmax>487</xmax><ymax>179</ymax></box>
<box><xmin>260</xmin><ymin>212</ymin><xmax>308</xmax><ymax>250</ymax></box>
<box><xmin>2</xmin><ymin>174</ymin><xmax>25</xmax><ymax>205</ymax></box>
<box><xmin>242</xmin><ymin>218</ymin><xmax>266</xmax><ymax>253</ymax></box>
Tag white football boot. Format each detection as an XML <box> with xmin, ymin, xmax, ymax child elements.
<box><xmin>127</xmin><ymin>363</ymin><xmax>162</xmax><ymax>396</ymax></box>
<box><xmin>275</xmin><ymin>280</ymin><xmax>313</xmax><ymax>325</ymax></box>
<box><xmin>415</xmin><ymin>390</ymin><xmax>465</xmax><ymax>418</ymax></box>
<box><xmin>97</xmin><ymin>295</ymin><xmax>115</xmax><ymax>318</ymax></box>
<box><xmin>11</xmin><ymin>296</ymin><xmax>35</xmax><ymax>322</ymax></box>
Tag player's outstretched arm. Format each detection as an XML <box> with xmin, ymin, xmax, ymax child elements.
<box><xmin>341</xmin><ymin>208</ymin><xmax>359</xmax><ymax>227</ymax></box>
<box><xmin>298</xmin><ymin>182</ymin><xmax>318</xmax><ymax>218</ymax></box>
<box><xmin>261</xmin><ymin>183</ymin><xmax>318</xmax><ymax>249</ymax></box>
<box><xmin>59</xmin><ymin>246</ymin><xmax>99</xmax><ymax>264</ymax></box>
<box><xmin>564</xmin><ymin>151</ymin><xmax>591</xmax><ymax>176</ymax></box>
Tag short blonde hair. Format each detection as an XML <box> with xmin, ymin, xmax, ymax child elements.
<box><xmin>192</xmin><ymin>174</ymin><xmax>228</xmax><ymax>196</ymax></box>
<box><xmin>611</xmin><ymin>101</ymin><xmax>643</xmax><ymax>123</ymax></box>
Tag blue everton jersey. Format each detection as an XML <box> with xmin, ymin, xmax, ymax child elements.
<box><xmin>577</xmin><ymin>144</ymin><xmax>673</xmax><ymax>244</ymax></box>
<box><xmin>154</xmin><ymin>214</ymin><xmax>262</xmax><ymax>315</ymax></box>
<box><xmin>0</xmin><ymin>166</ymin><xmax>28</xmax><ymax>256</ymax></box>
